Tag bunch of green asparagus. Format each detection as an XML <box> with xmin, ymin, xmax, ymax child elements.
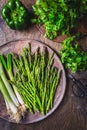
<box><xmin>13</xmin><ymin>43</ymin><xmax>61</xmax><ymax>114</ymax></box>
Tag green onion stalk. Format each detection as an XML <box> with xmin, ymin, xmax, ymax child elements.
<box><xmin>7</xmin><ymin>54</ymin><xmax>26</xmax><ymax>115</ymax></box>
<box><xmin>0</xmin><ymin>54</ymin><xmax>27</xmax><ymax>122</ymax></box>
<box><xmin>0</xmin><ymin>76</ymin><xmax>17</xmax><ymax>113</ymax></box>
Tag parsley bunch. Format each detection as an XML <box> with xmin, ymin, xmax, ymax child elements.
<box><xmin>60</xmin><ymin>36</ymin><xmax>87</xmax><ymax>73</ymax></box>
<box><xmin>32</xmin><ymin>0</ymin><xmax>87</xmax><ymax>39</ymax></box>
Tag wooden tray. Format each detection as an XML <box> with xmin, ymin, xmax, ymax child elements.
<box><xmin>0</xmin><ymin>39</ymin><xmax>66</xmax><ymax>124</ymax></box>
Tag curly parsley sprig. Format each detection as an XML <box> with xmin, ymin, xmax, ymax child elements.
<box><xmin>60</xmin><ymin>36</ymin><xmax>87</xmax><ymax>73</ymax></box>
<box><xmin>32</xmin><ymin>0</ymin><xmax>87</xmax><ymax>40</ymax></box>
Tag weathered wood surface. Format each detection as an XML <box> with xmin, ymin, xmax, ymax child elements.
<box><xmin>0</xmin><ymin>0</ymin><xmax>87</xmax><ymax>130</ymax></box>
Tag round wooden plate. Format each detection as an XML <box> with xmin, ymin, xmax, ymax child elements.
<box><xmin>0</xmin><ymin>39</ymin><xmax>66</xmax><ymax>124</ymax></box>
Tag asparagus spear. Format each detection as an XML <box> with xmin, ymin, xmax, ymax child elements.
<box><xmin>13</xmin><ymin>44</ymin><xmax>61</xmax><ymax>114</ymax></box>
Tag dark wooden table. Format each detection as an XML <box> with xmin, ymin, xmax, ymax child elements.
<box><xmin>0</xmin><ymin>1</ymin><xmax>87</xmax><ymax>130</ymax></box>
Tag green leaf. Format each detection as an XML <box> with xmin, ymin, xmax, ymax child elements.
<box><xmin>32</xmin><ymin>0</ymin><xmax>87</xmax><ymax>39</ymax></box>
<box><xmin>60</xmin><ymin>36</ymin><xmax>87</xmax><ymax>73</ymax></box>
<box><xmin>0</xmin><ymin>55</ymin><xmax>7</xmax><ymax>71</ymax></box>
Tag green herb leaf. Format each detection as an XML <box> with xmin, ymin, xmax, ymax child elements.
<box><xmin>60</xmin><ymin>36</ymin><xmax>87</xmax><ymax>73</ymax></box>
<box><xmin>32</xmin><ymin>0</ymin><xmax>87</xmax><ymax>39</ymax></box>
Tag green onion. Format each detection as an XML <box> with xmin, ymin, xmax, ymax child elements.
<box><xmin>0</xmin><ymin>54</ymin><xmax>27</xmax><ymax>122</ymax></box>
<box><xmin>0</xmin><ymin>76</ymin><xmax>17</xmax><ymax>114</ymax></box>
<box><xmin>0</xmin><ymin>58</ymin><xmax>19</xmax><ymax>107</ymax></box>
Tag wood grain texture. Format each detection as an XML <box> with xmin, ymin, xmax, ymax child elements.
<box><xmin>0</xmin><ymin>0</ymin><xmax>87</xmax><ymax>130</ymax></box>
